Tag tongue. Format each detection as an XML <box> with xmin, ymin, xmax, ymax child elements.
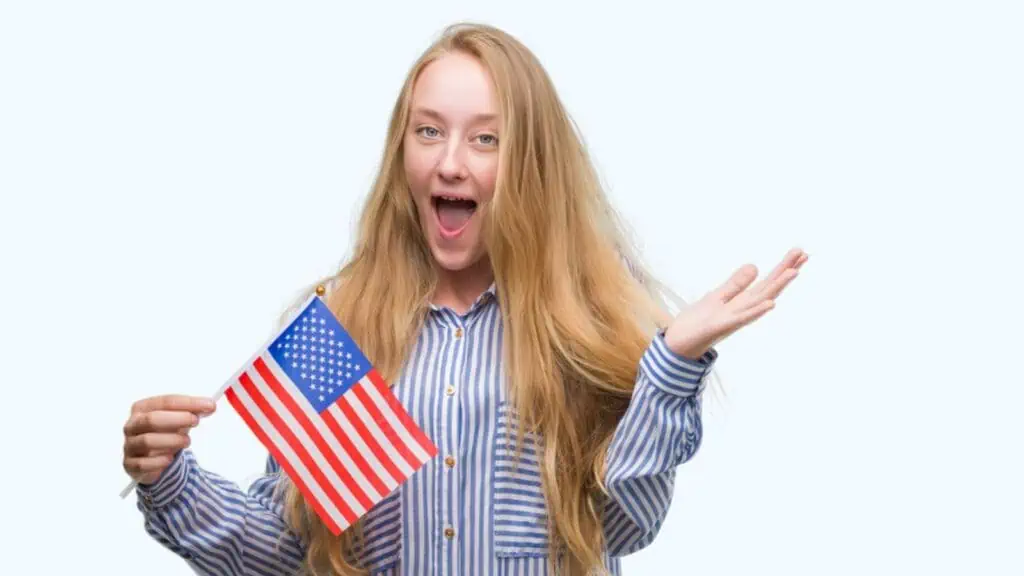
<box><xmin>437</xmin><ymin>202</ymin><xmax>474</xmax><ymax>231</ymax></box>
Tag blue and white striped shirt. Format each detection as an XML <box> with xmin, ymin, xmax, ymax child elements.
<box><xmin>135</xmin><ymin>284</ymin><xmax>717</xmax><ymax>575</ymax></box>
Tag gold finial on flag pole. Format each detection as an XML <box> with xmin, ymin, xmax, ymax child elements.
<box><xmin>315</xmin><ymin>284</ymin><xmax>326</xmax><ymax>297</ymax></box>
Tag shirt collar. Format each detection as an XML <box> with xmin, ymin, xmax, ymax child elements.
<box><xmin>428</xmin><ymin>282</ymin><xmax>498</xmax><ymax>316</ymax></box>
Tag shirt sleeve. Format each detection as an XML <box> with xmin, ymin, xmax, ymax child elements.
<box><xmin>602</xmin><ymin>330</ymin><xmax>717</xmax><ymax>556</ymax></box>
<box><xmin>135</xmin><ymin>449</ymin><xmax>306</xmax><ymax>575</ymax></box>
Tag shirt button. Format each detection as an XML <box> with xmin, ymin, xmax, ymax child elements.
<box><xmin>444</xmin><ymin>455</ymin><xmax>456</xmax><ymax>468</ymax></box>
<box><xmin>445</xmin><ymin>385</ymin><xmax>456</xmax><ymax>396</ymax></box>
<box><xmin>454</xmin><ymin>327</ymin><xmax>463</xmax><ymax>339</ymax></box>
<box><xmin>444</xmin><ymin>526</ymin><xmax>455</xmax><ymax>540</ymax></box>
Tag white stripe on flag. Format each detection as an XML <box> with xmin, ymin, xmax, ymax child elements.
<box><xmin>337</xmin><ymin>382</ymin><xmax>416</xmax><ymax>478</ymax></box>
<box><xmin>231</xmin><ymin>378</ymin><xmax>349</xmax><ymax>531</ymax></box>
<box><xmin>323</xmin><ymin>402</ymin><xmax>401</xmax><ymax>490</ymax></box>
<box><xmin>360</xmin><ymin>377</ymin><xmax>433</xmax><ymax>463</ymax></box>
<box><xmin>261</xmin><ymin>354</ymin><xmax>385</xmax><ymax>501</ymax></box>
<box><xmin>246</xmin><ymin>365</ymin><xmax>367</xmax><ymax>517</ymax></box>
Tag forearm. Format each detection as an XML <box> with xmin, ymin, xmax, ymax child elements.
<box><xmin>602</xmin><ymin>331</ymin><xmax>715</xmax><ymax>555</ymax></box>
<box><xmin>137</xmin><ymin>449</ymin><xmax>305</xmax><ymax>575</ymax></box>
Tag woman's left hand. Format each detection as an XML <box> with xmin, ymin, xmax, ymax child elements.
<box><xmin>663</xmin><ymin>247</ymin><xmax>809</xmax><ymax>360</ymax></box>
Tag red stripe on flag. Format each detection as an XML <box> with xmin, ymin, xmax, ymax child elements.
<box><xmin>333</xmin><ymin>397</ymin><xmax>407</xmax><ymax>485</ymax></box>
<box><xmin>367</xmin><ymin>369</ymin><xmax>438</xmax><ymax>458</ymax></box>
<box><xmin>317</xmin><ymin>407</ymin><xmax>392</xmax><ymax>496</ymax></box>
<box><xmin>254</xmin><ymin>357</ymin><xmax>376</xmax><ymax>509</ymax></box>
<box><xmin>225</xmin><ymin>387</ymin><xmax>343</xmax><ymax>536</ymax></box>
<box><xmin>238</xmin><ymin>372</ymin><xmax>358</xmax><ymax>526</ymax></box>
<box><xmin>350</xmin><ymin>381</ymin><xmax>421</xmax><ymax>470</ymax></box>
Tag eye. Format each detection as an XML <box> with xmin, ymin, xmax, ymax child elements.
<box><xmin>416</xmin><ymin>126</ymin><xmax>442</xmax><ymax>139</ymax></box>
<box><xmin>476</xmin><ymin>133</ymin><xmax>498</xmax><ymax>146</ymax></box>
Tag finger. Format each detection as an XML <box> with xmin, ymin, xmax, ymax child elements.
<box><xmin>131</xmin><ymin>395</ymin><xmax>216</xmax><ymax>416</ymax></box>
<box><xmin>123</xmin><ymin>454</ymin><xmax>174</xmax><ymax>477</ymax></box>
<box><xmin>715</xmin><ymin>264</ymin><xmax>759</xmax><ymax>302</ymax></box>
<box><xmin>733</xmin><ymin>299</ymin><xmax>776</xmax><ymax>328</ymax></box>
<box><xmin>124</xmin><ymin>410</ymin><xmax>200</xmax><ymax>436</ymax></box>
<box><xmin>124</xmin><ymin>432</ymin><xmax>191</xmax><ymax>457</ymax></box>
<box><xmin>751</xmin><ymin>248</ymin><xmax>804</xmax><ymax>295</ymax></box>
<box><xmin>760</xmin><ymin>268</ymin><xmax>799</xmax><ymax>301</ymax></box>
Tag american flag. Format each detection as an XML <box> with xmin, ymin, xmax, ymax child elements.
<box><xmin>222</xmin><ymin>294</ymin><xmax>437</xmax><ymax>535</ymax></box>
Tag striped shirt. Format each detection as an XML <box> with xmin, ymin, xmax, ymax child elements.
<box><xmin>135</xmin><ymin>284</ymin><xmax>717</xmax><ymax>575</ymax></box>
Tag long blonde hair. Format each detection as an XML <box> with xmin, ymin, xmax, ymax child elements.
<box><xmin>279</xmin><ymin>22</ymin><xmax>686</xmax><ymax>575</ymax></box>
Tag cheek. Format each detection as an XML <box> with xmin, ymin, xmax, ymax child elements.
<box><xmin>403</xmin><ymin>142</ymin><xmax>434</xmax><ymax>196</ymax></box>
<box><xmin>472</xmin><ymin>157</ymin><xmax>499</xmax><ymax>201</ymax></box>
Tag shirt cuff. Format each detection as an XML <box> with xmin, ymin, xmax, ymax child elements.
<box><xmin>136</xmin><ymin>449</ymin><xmax>191</xmax><ymax>509</ymax></box>
<box><xmin>639</xmin><ymin>330</ymin><xmax>718</xmax><ymax>397</ymax></box>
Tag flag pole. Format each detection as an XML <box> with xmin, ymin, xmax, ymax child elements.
<box><xmin>119</xmin><ymin>284</ymin><xmax>328</xmax><ymax>500</ymax></box>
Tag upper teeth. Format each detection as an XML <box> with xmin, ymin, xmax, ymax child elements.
<box><xmin>440</xmin><ymin>196</ymin><xmax>466</xmax><ymax>202</ymax></box>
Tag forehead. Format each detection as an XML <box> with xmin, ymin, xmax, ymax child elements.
<box><xmin>411</xmin><ymin>52</ymin><xmax>499</xmax><ymax>117</ymax></box>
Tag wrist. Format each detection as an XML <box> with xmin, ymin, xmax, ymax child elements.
<box><xmin>641</xmin><ymin>330</ymin><xmax>718</xmax><ymax>398</ymax></box>
<box><xmin>662</xmin><ymin>328</ymin><xmax>709</xmax><ymax>361</ymax></box>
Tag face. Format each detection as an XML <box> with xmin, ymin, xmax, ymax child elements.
<box><xmin>403</xmin><ymin>51</ymin><xmax>500</xmax><ymax>275</ymax></box>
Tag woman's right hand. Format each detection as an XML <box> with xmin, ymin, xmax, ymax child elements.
<box><xmin>122</xmin><ymin>395</ymin><xmax>217</xmax><ymax>485</ymax></box>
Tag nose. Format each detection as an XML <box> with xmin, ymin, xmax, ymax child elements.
<box><xmin>438</xmin><ymin>139</ymin><xmax>468</xmax><ymax>182</ymax></box>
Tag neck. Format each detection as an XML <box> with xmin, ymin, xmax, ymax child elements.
<box><xmin>431</xmin><ymin>256</ymin><xmax>494</xmax><ymax>315</ymax></box>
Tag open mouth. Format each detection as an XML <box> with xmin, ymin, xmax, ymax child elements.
<box><xmin>432</xmin><ymin>195</ymin><xmax>478</xmax><ymax>236</ymax></box>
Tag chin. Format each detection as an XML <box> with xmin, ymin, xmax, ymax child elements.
<box><xmin>429</xmin><ymin>245</ymin><xmax>486</xmax><ymax>272</ymax></box>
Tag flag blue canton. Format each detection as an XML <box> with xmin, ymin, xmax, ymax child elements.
<box><xmin>268</xmin><ymin>297</ymin><xmax>372</xmax><ymax>413</ymax></box>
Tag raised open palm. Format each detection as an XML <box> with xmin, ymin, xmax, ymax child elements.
<box><xmin>663</xmin><ymin>247</ymin><xmax>809</xmax><ymax>359</ymax></box>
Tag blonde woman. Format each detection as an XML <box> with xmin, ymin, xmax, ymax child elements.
<box><xmin>122</xmin><ymin>22</ymin><xmax>807</xmax><ymax>576</ymax></box>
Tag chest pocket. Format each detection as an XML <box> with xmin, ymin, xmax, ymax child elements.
<box><xmin>353</xmin><ymin>487</ymin><xmax>403</xmax><ymax>574</ymax></box>
<box><xmin>493</xmin><ymin>401</ymin><xmax>549</xmax><ymax>557</ymax></box>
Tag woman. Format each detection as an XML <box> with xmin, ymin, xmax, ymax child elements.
<box><xmin>122</xmin><ymin>22</ymin><xmax>807</xmax><ymax>576</ymax></box>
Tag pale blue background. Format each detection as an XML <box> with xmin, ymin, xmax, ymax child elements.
<box><xmin>1</xmin><ymin>1</ymin><xmax>1021</xmax><ymax>574</ymax></box>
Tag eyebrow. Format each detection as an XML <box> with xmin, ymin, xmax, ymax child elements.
<box><xmin>411</xmin><ymin>106</ymin><xmax>499</xmax><ymax>124</ymax></box>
